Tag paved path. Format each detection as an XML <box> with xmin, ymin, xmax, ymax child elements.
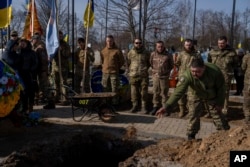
<box><xmin>34</xmin><ymin>101</ymin><xmax>239</xmax><ymax>141</ymax></box>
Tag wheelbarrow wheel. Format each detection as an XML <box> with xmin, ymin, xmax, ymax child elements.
<box><xmin>99</xmin><ymin>105</ymin><xmax>116</xmax><ymax>122</ymax></box>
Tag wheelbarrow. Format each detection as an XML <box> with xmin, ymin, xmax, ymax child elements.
<box><xmin>64</xmin><ymin>86</ymin><xmax>118</xmax><ymax>122</ymax></box>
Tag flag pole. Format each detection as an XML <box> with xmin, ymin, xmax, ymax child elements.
<box><xmin>82</xmin><ymin>1</ymin><xmax>91</xmax><ymax>93</ymax></box>
<box><xmin>31</xmin><ymin>0</ymin><xmax>34</xmax><ymax>36</ymax></box>
<box><xmin>55</xmin><ymin>0</ymin><xmax>64</xmax><ymax>101</ymax></box>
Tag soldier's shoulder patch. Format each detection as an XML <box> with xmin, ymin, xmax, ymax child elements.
<box><xmin>179</xmin><ymin>76</ymin><xmax>185</xmax><ymax>83</ymax></box>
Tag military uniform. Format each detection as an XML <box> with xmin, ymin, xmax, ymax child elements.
<box><xmin>150</xmin><ymin>50</ymin><xmax>173</xmax><ymax>111</ymax></box>
<box><xmin>101</xmin><ymin>44</ymin><xmax>124</xmax><ymax>104</ymax></box>
<box><xmin>32</xmin><ymin>40</ymin><xmax>49</xmax><ymax>103</ymax></box>
<box><xmin>241</xmin><ymin>53</ymin><xmax>250</xmax><ymax>122</ymax></box>
<box><xmin>175</xmin><ymin>49</ymin><xmax>202</xmax><ymax>117</ymax></box>
<box><xmin>51</xmin><ymin>39</ymin><xmax>71</xmax><ymax>103</ymax></box>
<box><xmin>74</xmin><ymin>47</ymin><xmax>95</xmax><ymax>93</ymax></box>
<box><xmin>127</xmin><ymin>47</ymin><xmax>150</xmax><ymax>112</ymax></box>
<box><xmin>165</xmin><ymin>63</ymin><xmax>230</xmax><ymax>137</ymax></box>
<box><xmin>208</xmin><ymin>46</ymin><xmax>238</xmax><ymax>115</ymax></box>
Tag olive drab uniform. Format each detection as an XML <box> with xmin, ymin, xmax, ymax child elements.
<box><xmin>164</xmin><ymin>63</ymin><xmax>230</xmax><ymax>136</ymax></box>
<box><xmin>241</xmin><ymin>53</ymin><xmax>250</xmax><ymax>123</ymax></box>
<box><xmin>74</xmin><ymin>47</ymin><xmax>95</xmax><ymax>93</ymax></box>
<box><xmin>51</xmin><ymin>39</ymin><xmax>71</xmax><ymax>103</ymax></box>
<box><xmin>208</xmin><ymin>46</ymin><xmax>238</xmax><ymax>115</ymax></box>
<box><xmin>175</xmin><ymin>49</ymin><xmax>202</xmax><ymax>117</ymax></box>
<box><xmin>127</xmin><ymin>47</ymin><xmax>150</xmax><ymax>112</ymax></box>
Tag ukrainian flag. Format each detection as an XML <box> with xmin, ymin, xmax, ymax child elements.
<box><xmin>0</xmin><ymin>0</ymin><xmax>12</xmax><ymax>28</ymax></box>
<box><xmin>84</xmin><ymin>0</ymin><xmax>94</xmax><ymax>28</ymax></box>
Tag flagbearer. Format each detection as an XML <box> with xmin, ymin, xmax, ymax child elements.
<box><xmin>74</xmin><ymin>37</ymin><xmax>95</xmax><ymax>93</ymax></box>
<box><xmin>50</xmin><ymin>30</ymin><xmax>71</xmax><ymax>105</ymax></box>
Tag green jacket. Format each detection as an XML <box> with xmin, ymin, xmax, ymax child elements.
<box><xmin>165</xmin><ymin>62</ymin><xmax>226</xmax><ymax>109</ymax></box>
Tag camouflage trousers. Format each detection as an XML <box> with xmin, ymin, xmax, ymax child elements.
<box><xmin>152</xmin><ymin>77</ymin><xmax>169</xmax><ymax>107</ymax></box>
<box><xmin>243</xmin><ymin>84</ymin><xmax>250</xmax><ymax>118</ymax></box>
<box><xmin>51</xmin><ymin>70</ymin><xmax>68</xmax><ymax>102</ymax></box>
<box><xmin>74</xmin><ymin>71</ymin><xmax>91</xmax><ymax>93</ymax></box>
<box><xmin>186</xmin><ymin>94</ymin><xmax>230</xmax><ymax>136</ymax></box>
<box><xmin>37</xmin><ymin>71</ymin><xmax>49</xmax><ymax>100</ymax></box>
<box><xmin>101</xmin><ymin>73</ymin><xmax>119</xmax><ymax>104</ymax></box>
<box><xmin>222</xmin><ymin>75</ymin><xmax>233</xmax><ymax>114</ymax></box>
<box><xmin>129</xmin><ymin>76</ymin><xmax>148</xmax><ymax>107</ymax></box>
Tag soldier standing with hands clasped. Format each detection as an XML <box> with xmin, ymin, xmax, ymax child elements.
<box><xmin>149</xmin><ymin>40</ymin><xmax>174</xmax><ymax>115</ymax></box>
<box><xmin>208</xmin><ymin>36</ymin><xmax>238</xmax><ymax>116</ymax></box>
<box><xmin>127</xmin><ymin>38</ymin><xmax>150</xmax><ymax>113</ymax></box>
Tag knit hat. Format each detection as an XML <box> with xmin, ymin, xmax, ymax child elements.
<box><xmin>10</xmin><ymin>30</ymin><xmax>18</xmax><ymax>36</ymax></box>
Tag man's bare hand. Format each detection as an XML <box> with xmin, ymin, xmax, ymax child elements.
<box><xmin>155</xmin><ymin>107</ymin><xmax>167</xmax><ymax>118</ymax></box>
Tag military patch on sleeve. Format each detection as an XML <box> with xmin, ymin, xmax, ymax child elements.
<box><xmin>179</xmin><ymin>76</ymin><xmax>185</xmax><ymax>83</ymax></box>
<box><xmin>176</xmin><ymin>76</ymin><xmax>185</xmax><ymax>87</ymax></box>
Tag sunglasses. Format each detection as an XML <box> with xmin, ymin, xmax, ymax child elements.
<box><xmin>11</xmin><ymin>35</ymin><xmax>17</xmax><ymax>37</ymax></box>
<box><xmin>135</xmin><ymin>42</ymin><xmax>142</xmax><ymax>44</ymax></box>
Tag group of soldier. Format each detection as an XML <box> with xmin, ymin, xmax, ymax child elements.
<box><xmin>122</xmin><ymin>35</ymin><xmax>250</xmax><ymax>140</ymax></box>
<box><xmin>2</xmin><ymin>30</ymin><xmax>250</xmax><ymax>139</ymax></box>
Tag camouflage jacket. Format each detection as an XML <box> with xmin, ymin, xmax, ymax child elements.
<box><xmin>52</xmin><ymin>40</ymin><xmax>71</xmax><ymax>72</ymax></box>
<box><xmin>242</xmin><ymin>53</ymin><xmax>250</xmax><ymax>85</ymax></box>
<box><xmin>175</xmin><ymin>49</ymin><xmax>202</xmax><ymax>76</ymax></box>
<box><xmin>150</xmin><ymin>50</ymin><xmax>174</xmax><ymax>78</ymax></box>
<box><xmin>127</xmin><ymin>47</ymin><xmax>150</xmax><ymax>77</ymax></box>
<box><xmin>165</xmin><ymin>63</ymin><xmax>226</xmax><ymax>109</ymax></box>
<box><xmin>207</xmin><ymin>46</ymin><xmax>238</xmax><ymax>76</ymax></box>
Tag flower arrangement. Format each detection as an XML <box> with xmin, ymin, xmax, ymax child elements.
<box><xmin>0</xmin><ymin>60</ymin><xmax>23</xmax><ymax>117</ymax></box>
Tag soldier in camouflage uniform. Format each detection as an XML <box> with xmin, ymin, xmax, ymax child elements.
<box><xmin>150</xmin><ymin>40</ymin><xmax>174</xmax><ymax>115</ymax></box>
<box><xmin>208</xmin><ymin>36</ymin><xmax>238</xmax><ymax>115</ymax></box>
<box><xmin>31</xmin><ymin>34</ymin><xmax>49</xmax><ymax>104</ymax></box>
<box><xmin>101</xmin><ymin>35</ymin><xmax>125</xmax><ymax>105</ymax></box>
<box><xmin>50</xmin><ymin>31</ymin><xmax>71</xmax><ymax>105</ymax></box>
<box><xmin>155</xmin><ymin>58</ymin><xmax>230</xmax><ymax>140</ymax></box>
<box><xmin>127</xmin><ymin>38</ymin><xmax>150</xmax><ymax>113</ymax></box>
<box><xmin>74</xmin><ymin>37</ymin><xmax>95</xmax><ymax>93</ymax></box>
<box><xmin>175</xmin><ymin>39</ymin><xmax>202</xmax><ymax>118</ymax></box>
<box><xmin>241</xmin><ymin>53</ymin><xmax>250</xmax><ymax>123</ymax></box>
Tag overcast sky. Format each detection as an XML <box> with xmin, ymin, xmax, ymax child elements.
<box><xmin>12</xmin><ymin>0</ymin><xmax>250</xmax><ymax>18</ymax></box>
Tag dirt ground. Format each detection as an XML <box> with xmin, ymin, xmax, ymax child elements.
<box><xmin>0</xmin><ymin>100</ymin><xmax>249</xmax><ymax>167</ymax></box>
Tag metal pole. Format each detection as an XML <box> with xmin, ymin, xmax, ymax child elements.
<box><xmin>192</xmin><ymin>0</ymin><xmax>197</xmax><ymax>41</ymax></box>
<box><xmin>71</xmin><ymin>0</ymin><xmax>75</xmax><ymax>90</ymax></box>
<box><xmin>67</xmin><ymin>0</ymin><xmax>70</xmax><ymax>42</ymax></box>
<box><xmin>230</xmin><ymin>0</ymin><xmax>236</xmax><ymax>47</ymax></box>
<box><xmin>105</xmin><ymin>0</ymin><xmax>108</xmax><ymax>37</ymax></box>
<box><xmin>139</xmin><ymin>0</ymin><xmax>142</xmax><ymax>39</ymax></box>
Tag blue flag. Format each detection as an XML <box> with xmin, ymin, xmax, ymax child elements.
<box><xmin>46</xmin><ymin>0</ymin><xmax>59</xmax><ymax>59</ymax></box>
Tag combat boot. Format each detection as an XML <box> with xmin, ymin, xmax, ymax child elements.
<box><xmin>178</xmin><ymin>106</ymin><xmax>187</xmax><ymax>118</ymax></box>
<box><xmin>244</xmin><ymin>117</ymin><xmax>250</xmax><ymax>124</ymax></box>
<box><xmin>142</xmin><ymin>105</ymin><xmax>149</xmax><ymax>114</ymax></box>
<box><xmin>130</xmin><ymin>103</ymin><xmax>138</xmax><ymax>113</ymax></box>
<box><xmin>187</xmin><ymin>133</ymin><xmax>196</xmax><ymax>140</ymax></box>
<box><xmin>150</xmin><ymin>107</ymin><xmax>159</xmax><ymax>115</ymax></box>
<box><xmin>43</xmin><ymin>102</ymin><xmax>55</xmax><ymax>109</ymax></box>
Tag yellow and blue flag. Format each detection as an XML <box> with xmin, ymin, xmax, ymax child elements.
<box><xmin>46</xmin><ymin>0</ymin><xmax>59</xmax><ymax>59</ymax></box>
<box><xmin>238</xmin><ymin>41</ymin><xmax>242</xmax><ymax>49</ymax></box>
<box><xmin>63</xmin><ymin>34</ymin><xmax>69</xmax><ymax>43</ymax></box>
<box><xmin>0</xmin><ymin>0</ymin><xmax>12</xmax><ymax>28</ymax></box>
<box><xmin>84</xmin><ymin>0</ymin><xmax>94</xmax><ymax>28</ymax></box>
